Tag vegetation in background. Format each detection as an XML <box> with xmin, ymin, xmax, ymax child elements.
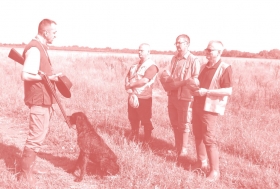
<box><xmin>2</xmin><ymin>43</ymin><xmax>280</xmax><ymax>59</ymax></box>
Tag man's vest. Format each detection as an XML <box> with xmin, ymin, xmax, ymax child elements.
<box><xmin>169</xmin><ymin>52</ymin><xmax>199</xmax><ymax>101</ymax></box>
<box><xmin>201</xmin><ymin>62</ymin><xmax>230</xmax><ymax>115</ymax></box>
<box><xmin>22</xmin><ymin>39</ymin><xmax>55</xmax><ymax>107</ymax></box>
<box><xmin>128</xmin><ymin>59</ymin><xmax>158</xmax><ymax>99</ymax></box>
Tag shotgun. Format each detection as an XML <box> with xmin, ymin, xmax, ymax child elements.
<box><xmin>8</xmin><ymin>48</ymin><xmax>71</xmax><ymax>128</ymax></box>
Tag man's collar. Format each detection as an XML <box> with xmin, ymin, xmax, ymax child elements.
<box><xmin>176</xmin><ymin>51</ymin><xmax>190</xmax><ymax>59</ymax></box>
<box><xmin>35</xmin><ymin>35</ymin><xmax>48</xmax><ymax>48</ymax></box>
<box><xmin>206</xmin><ymin>59</ymin><xmax>222</xmax><ymax>68</ymax></box>
<box><xmin>139</xmin><ymin>56</ymin><xmax>150</xmax><ymax>64</ymax></box>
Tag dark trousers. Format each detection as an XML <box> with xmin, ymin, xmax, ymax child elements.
<box><xmin>128</xmin><ymin>97</ymin><xmax>154</xmax><ymax>134</ymax></box>
<box><xmin>192</xmin><ymin>104</ymin><xmax>219</xmax><ymax>162</ymax></box>
<box><xmin>192</xmin><ymin>105</ymin><xmax>218</xmax><ymax>147</ymax></box>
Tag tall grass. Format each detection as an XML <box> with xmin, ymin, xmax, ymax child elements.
<box><xmin>0</xmin><ymin>47</ymin><xmax>279</xmax><ymax>189</ymax></box>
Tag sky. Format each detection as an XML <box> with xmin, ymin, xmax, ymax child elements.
<box><xmin>0</xmin><ymin>0</ymin><xmax>279</xmax><ymax>53</ymax></box>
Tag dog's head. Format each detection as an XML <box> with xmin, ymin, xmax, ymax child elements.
<box><xmin>67</xmin><ymin>112</ymin><xmax>89</xmax><ymax>133</ymax></box>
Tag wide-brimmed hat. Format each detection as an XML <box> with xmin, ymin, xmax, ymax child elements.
<box><xmin>55</xmin><ymin>75</ymin><xmax>73</xmax><ymax>98</ymax></box>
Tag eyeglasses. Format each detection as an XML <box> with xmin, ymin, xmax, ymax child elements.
<box><xmin>204</xmin><ymin>49</ymin><xmax>219</xmax><ymax>53</ymax></box>
<box><xmin>175</xmin><ymin>41</ymin><xmax>187</xmax><ymax>46</ymax></box>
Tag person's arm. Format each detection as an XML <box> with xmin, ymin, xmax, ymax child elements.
<box><xmin>194</xmin><ymin>87</ymin><xmax>232</xmax><ymax>96</ymax></box>
<box><xmin>166</xmin><ymin>57</ymin><xmax>186</xmax><ymax>89</ymax></box>
<box><xmin>128</xmin><ymin>78</ymin><xmax>149</xmax><ymax>88</ymax></box>
<box><xmin>21</xmin><ymin>47</ymin><xmax>61</xmax><ymax>82</ymax></box>
<box><xmin>207</xmin><ymin>87</ymin><xmax>232</xmax><ymax>96</ymax></box>
<box><xmin>21</xmin><ymin>47</ymin><xmax>42</xmax><ymax>81</ymax></box>
<box><xmin>193</xmin><ymin>66</ymin><xmax>233</xmax><ymax>96</ymax></box>
<box><xmin>167</xmin><ymin>81</ymin><xmax>186</xmax><ymax>89</ymax></box>
<box><xmin>126</xmin><ymin>65</ymin><xmax>158</xmax><ymax>89</ymax></box>
<box><xmin>165</xmin><ymin>57</ymin><xmax>201</xmax><ymax>90</ymax></box>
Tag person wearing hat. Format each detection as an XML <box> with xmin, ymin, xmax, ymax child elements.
<box><xmin>191</xmin><ymin>40</ymin><xmax>233</xmax><ymax>182</ymax></box>
<box><xmin>18</xmin><ymin>19</ymin><xmax>62</xmax><ymax>186</ymax></box>
<box><xmin>161</xmin><ymin>34</ymin><xmax>200</xmax><ymax>159</ymax></box>
<box><xmin>125</xmin><ymin>43</ymin><xmax>158</xmax><ymax>143</ymax></box>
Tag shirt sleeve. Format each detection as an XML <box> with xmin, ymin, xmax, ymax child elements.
<box><xmin>191</xmin><ymin>58</ymin><xmax>201</xmax><ymax>78</ymax></box>
<box><xmin>220</xmin><ymin>66</ymin><xmax>233</xmax><ymax>88</ymax></box>
<box><xmin>143</xmin><ymin>65</ymin><xmax>158</xmax><ymax>80</ymax></box>
<box><xmin>22</xmin><ymin>47</ymin><xmax>40</xmax><ymax>75</ymax></box>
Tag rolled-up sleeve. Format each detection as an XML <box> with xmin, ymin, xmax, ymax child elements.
<box><xmin>22</xmin><ymin>47</ymin><xmax>40</xmax><ymax>75</ymax></box>
<box><xmin>143</xmin><ymin>65</ymin><xmax>158</xmax><ymax>80</ymax></box>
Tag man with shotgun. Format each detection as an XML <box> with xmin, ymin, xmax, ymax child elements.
<box><xmin>17</xmin><ymin>19</ymin><xmax>62</xmax><ymax>186</ymax></box>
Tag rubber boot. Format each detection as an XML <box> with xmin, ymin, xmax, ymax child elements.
<box><xmin>128</xmin><ymin>121</ymin><xmax>140</xmax><ymax>142</ymax></box>
<box><xmin>18</xmin><ymin>147</ymin><xmax>36</xmax><ymax>186</ymax></box>
<box><xmin>206</xmin><ymin>146</ymin><xmax>220</xmax><ymax>182</ymax></box>
<box><xmin>144</xmin><ymin>127</ymin><xmax>152</xmax><ymax>143</ymax></box>
<box><xmin>178</xmin><ymin>132</ymin><xmax>189</xmax><ymax>158</ymax></box>
<box><xmin>173</xmin><ymin>128</ymin><xmax>182</xmax><ymax>155</ymax></box>
<box><xmin>191</xmin><ymin>139</ymin><xmax>208</xmax><ymax>172</ymax></box>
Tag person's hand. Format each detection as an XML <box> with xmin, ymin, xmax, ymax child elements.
<box><xmin>125</xmin><ymin>83</ymin><xmax>131</xmax><ymax>90</ymax></box>
<box><xmin>184</xmin><ymin>77</ymin><xmax>200</xmax><ymax>91</ymax></box>
<box><xmin>49</xmin><ymin>73</ymin><xmax>62</xmax><ymax>81</ymax></box>
<box><xmin>126</xmin><ymin>89</ymin><xmax>133</xmax><ymax>94</ymax></box>
<box><xmin>191</xmin><ymin>88</ymin><xmax>208</xmax><ymax>96</ymax></box>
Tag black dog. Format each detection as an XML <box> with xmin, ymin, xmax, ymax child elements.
<box><xmin>67</xmin><ymin>112</ymin><xmax>119</xmax><ymax>182</ymax></box>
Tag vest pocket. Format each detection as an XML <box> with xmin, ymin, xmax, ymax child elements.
<box><xmin>180</xmin><ymin>86</ymin><xmax>192</xmax><ymax>100</ymax></box>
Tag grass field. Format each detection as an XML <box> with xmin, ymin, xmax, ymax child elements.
<box><xmin>0</xmin><ymin>47</ymin><xmax>280</xmax><ymax>189</ymax></box>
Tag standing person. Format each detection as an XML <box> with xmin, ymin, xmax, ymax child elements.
<box><xmin>125</xmin><ymin>43</ymin><xmax>158</xmax><ymax>143</ymax></box>
<box><xmin>18</xmin><ymin>19</ymin><xmax>62</xmax><ymax>185</ymax></box>
<box><xmin>164</xmin><ymin>34</ymin><xmax>200</xmax><ymax>158</ymax></box>
<box><xmin>191</xmin><ymin>40</ymin><xmax>233</xmax><ymax>182</ymax></box>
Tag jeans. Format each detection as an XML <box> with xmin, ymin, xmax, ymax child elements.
<box><xmin>25</xmin><ymin>106</ymin><xmax>52</xmax><ymax>152</ymax></box>
<box><xmin>128</xmin><ymin>97</ymin><xmax>154</xmax><ymax>133</ymax></box>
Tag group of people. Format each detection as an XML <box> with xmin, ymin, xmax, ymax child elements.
<box><xmin>17</xmin><ymin>18</ymin><xmax>232</xmax><ymax>186</ymax></box>
<box><xmin>125</xmin><ymin>35</ymin><xmax>232</xmax><ymax>182</ymax></box>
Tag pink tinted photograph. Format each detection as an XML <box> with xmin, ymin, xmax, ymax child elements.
<box><xmin>0</xmin><ymin>0</ymin><xmax>279</xmax><ymax>188</ymax></box>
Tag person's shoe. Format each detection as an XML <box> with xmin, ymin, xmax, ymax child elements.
<box><xmin>191</xmin><ymin>160</ymin><xmax>208</xmax><ymax>172</ymax></box>
<box><xmin>17</xmin><ymin>170</ymin><xmax>36</xmax><ymax>187</ymax></box>
<box><xmin>178</xmin><ymin>147</ymin><xmax>188</xmax><ymax>158</ymax></box>
<box><xmin>178</xmin><ymin>132</ymin><xmax>189</xmax><ymax>158</ymax></box>
<box><xmin>17</xmin><ymin>147</ymin><xmax>37</xmax><ymax>186</ymax></box>
<box><xmin>206</xmin><ymin>170</ymin><xmax>220</xmax><ymax>182</ymax></box>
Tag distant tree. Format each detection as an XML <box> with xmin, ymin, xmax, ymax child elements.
<box><xmin>259</xmin><ymin>50</ymin><xmax>269</xmax><ymax>59</ymax></box>
<box><xmin>268</xmin><ymin>49</ymin><xmax>280</xmax><ymax>59</ymax></box>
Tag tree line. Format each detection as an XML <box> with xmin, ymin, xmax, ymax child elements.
<box><xmin>1</xmin><ymin>43</ymin><xmax>280</xmax><ymax>60</ymax></box>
